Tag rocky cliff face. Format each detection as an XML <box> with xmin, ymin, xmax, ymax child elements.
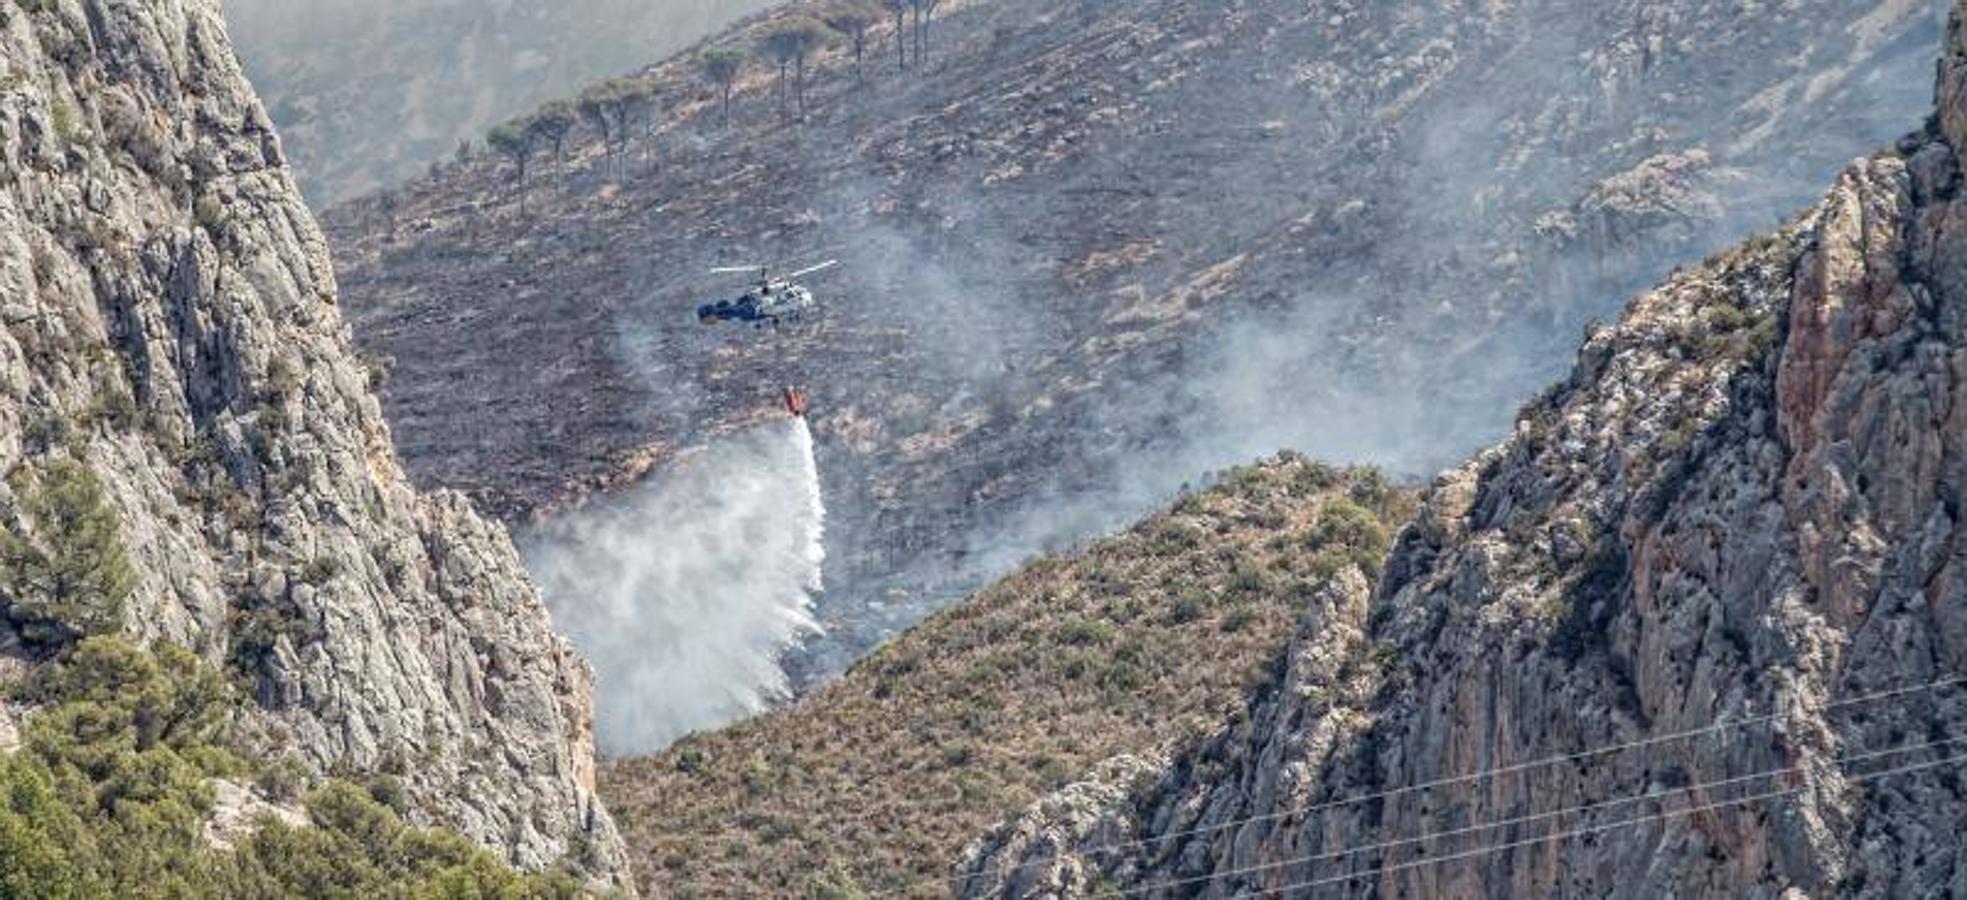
<box><xmin>0</xmin><ymin>0</ymin><xmax>624</xmax><ymax>883</ymax></box>
<box><xmin>959</xmin><ymin>4</ymin><xmax>1967</xmax><ymax>897</ymax></box>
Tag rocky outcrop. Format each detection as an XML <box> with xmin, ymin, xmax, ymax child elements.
<box><xmin>0</xmin><ymin>0</ymin><xmax>624</xmax><ymax>884</ymax></box>
<box><xmin>1536</xmin><ymin>149</ymin><xmax>1738</xmax><ymax>265</ymax></box>
<box><xmin>203</xmin><ymin>778</ymin><xmax>308</xmax><ymax>851</ymax></box>
<box><xmin>960</xmin><ymin>3</ymin><xmax>1967</xmax><ymax>897</ymax></box>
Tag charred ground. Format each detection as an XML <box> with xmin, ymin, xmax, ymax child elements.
<box><xmin>325</xmin><ymin>0</ymin><xmax>1945</xmax><ymax>677</ymax></box>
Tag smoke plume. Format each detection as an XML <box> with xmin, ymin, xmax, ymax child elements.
<box><xmin>521</xmin><ymin>418</ymin><xmax>825</xmax><ymax>754</ymax></box>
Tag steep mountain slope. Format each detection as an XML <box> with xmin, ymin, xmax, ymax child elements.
<box><xmin>959</xmin><ymin>7</ymin><xmax>1967</xmax><ymax>896</ymax></box>
<box><xmin>220</xmin><ymin>0</ymin><xmax>779</xmax><ymax>204</ymax></box>
<box><xmin>600</xmin><ymin>457</ymin><xmax>1413</xmax><ymax>896</ymax></box>
<box><xmin>0</xmin><ymin>0</ymin><xmax>622</xmax><ymax>882</ymax></box>
<box><xmin>327</xmin><ymin>0</ymin><xmax>1947</xmax><ymax>682</ymax></box>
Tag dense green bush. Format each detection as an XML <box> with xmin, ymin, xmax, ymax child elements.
<box><xmin>0</xmin><ymin>459</ymin><xmax>135</xmax><ymax>646</ymax></box>
<box><xmin>1311</xmin><ymin>498</ymin><xmax>1393</xmax><ymax>576</ymax></box>
<box><xmin>0</xmin><ymin>637</ymin><xmax>586</xmax><ymax>898</ymax></box>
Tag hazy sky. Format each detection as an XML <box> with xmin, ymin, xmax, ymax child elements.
<box><xmin>222</xmin><ymin>0</ymin><xmax>777</xmax><ymax>204</ymax></box>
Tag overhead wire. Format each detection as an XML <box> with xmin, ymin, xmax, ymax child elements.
<box><xmin>1249</xmin><ymin>748</ymin><xmax>1967</xmax><ymax>897</ymax></box>
<box><xmin>921</xmin><ymin>672</ymin><xmax>1966</xmax><ymax>896</ymax></box>
<box><xmin>1104</xmin><ymin>732</ymin><xmax>1967</xmax><ymax>897</ymax></box>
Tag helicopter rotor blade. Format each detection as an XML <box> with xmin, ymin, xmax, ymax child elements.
<box><xmin>784</xmin><ymin>260</ymin><xmax>840</xmax><ymax>280</ymax></box>
<box><xmin>709</xmin><ymin>265</ymin><xmax>766</xmax><ymax>275</ymax></box>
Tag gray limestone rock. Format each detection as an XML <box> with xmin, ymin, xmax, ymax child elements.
<box><xmin>0</xmin><ymin>0</ymin><xmax>626</xmax><ymax>886</ymax></box>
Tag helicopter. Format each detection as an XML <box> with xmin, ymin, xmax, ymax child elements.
<box><xmin>695</xmin><ymin>259</ymin><xmax>837</xmax><ymax>418</ymax></box>
<box><xmin>696</xmin><ymin>259</ymin><xmax>840</xmax><ymax>327</ymax></box>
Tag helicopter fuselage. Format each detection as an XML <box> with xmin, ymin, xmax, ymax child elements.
<box><xmin>697</xmin><ymin>280</ymin><xmax>816</xmax><ymax>325</ymax></box>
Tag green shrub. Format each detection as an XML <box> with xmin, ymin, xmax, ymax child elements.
<box><xmin>254</xmin><ymin>756</ymin><xmax>308</xmax><ymax>803</ymax></box>
<box><xmin>298</xmin><ymin>556</ymin><xmax>341</xmax><ymax>586</ymax></box>
<box><xmin>82</xmin><ymin>371</ymin><xmax>139</xmax><ymax>431</ymax></box>
<box><xmin>1060</xmin><ymin>655</ymin><xmax>1089</xmax><ymax>680</ymax></box>
<box><xmin>0</xmin><ymin>459</ymin><xmax>135</xmax><ymax>647</ymax></box>
<box><xmin>193</xmin><ymin>196</ymin><xmax>226</xmax><ymax>234</ymax></box>
<box><xmin>1226</xmin><ymin>564</ymin><xmax>1272</xmax><ymax>598</ymax></box>
<box><xmin>228</xmin><ymin>590</ymin><xmax>314</xmax><ymax>671</ymax></box>
<box><xmin>1705</xmin><ymin>304</ymin><xmax>1748</xmax><ymax>333</ymax></box>
<box><xmin>0</xmin><ymin>637</ymin><xmax>584</xmax><ymax>897</ymax></box>
<box><xmin>1032</xmin><ymin>757</ymin><xmax>1073</xmax><ymax>787</ymax></box>
<box><xmin>1287</xmin><ymin>461</ymin><xmax>1338</xmax><ymax>497</ymax></box>
<box><xmin>2</xmin><ymin>637</ymin><xmax>247</xmax><ymax>896</ymax></box>
<box><xmin>49</xmin><ymin>101</ymin><xmax>76</xmax><ymax>145</ymax></box>
<box><xmin>264</xmin><ymin>358</ymin><xmax>300</xmax><ymax>402</ymax></box>
<box><xmin>365</xmin><ymin>774</ymin><xmax>410</xmax><ymax>816</ymax></box>
<box><xmin>1147</xmin><ymin>519</ymin><xmax>1201</xmax><ymax>553</ymax></box>
<box><xmin>1167</xmin><ymin>593</ymin><xmax>1205</xmax><ymax>624</ymax></box>
<box><xmin>1313</xmin><ymin>500</ymin><xmax>1383</xmax><ymax>549</ymax></box>
<box><xmin>228</xmin><ymin>782</ymin><xmax>582</xmax><ymax>897</ymax></box>
<box><xmin>741</xmin><ymin>755</ymin><xmax>774</xmax><ymax>796</ymax></box>
<box><xmin>938</xmin><ymin>744</ymin><xmax>976</xmax><ymax>768</ymax></box>
<box><xmin>1053</xmin><ymin>619</ymin><xmax>1113</xmax><ymax>647</ymax></box>
<box><xmin>20</xmin><ymin>411</ymin><xmax>71</xmax><ymax>454</ymax></box>
<box><xmin>1312</xmin><ymin>499</ymin><xmax>1392</xmax><ymax>575</ymax></box>
<box><xmin>808</xmin><ymin>865</ymin><xmax>869</xmax><ymax>900</ymax></box>
<box><xmin>1100</xmin><ymin>658</ymin><xmax>1145</xmax><ymax>694</ymax></box>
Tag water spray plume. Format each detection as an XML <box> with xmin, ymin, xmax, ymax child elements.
<box><xmin>523</xmin><ymin>417</ymin><xmax>826</xmax><ymax>754</ymax></box>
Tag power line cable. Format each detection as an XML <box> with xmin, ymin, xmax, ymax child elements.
<box><xmin>926</xmin><ymin>672</ymin><xmax>1965</xmax><ymax>896</ymax></box>
<box><xmin>1107</xmin><ymin>733</ymin><xmax>1966</xmax><ymax>897</ymax></box>
<box><xmin>1242</xmin><ymin>749</ymin><xmax>1967</xmax><ymax>897</ymax></box>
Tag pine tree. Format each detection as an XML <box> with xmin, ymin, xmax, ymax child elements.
<box><xmin>0</xmin><ymin>459</ymin><xmax>135</xmax><ymax>647</ymax></box>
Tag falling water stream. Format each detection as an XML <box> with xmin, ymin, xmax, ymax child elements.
<box><xmin>522</xmin><ymin>417</ymin><xmax>826</xmax><ymax>755</ymax></box>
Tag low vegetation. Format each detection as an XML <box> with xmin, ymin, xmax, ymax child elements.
<box><xmin>0</xmin><ymin>637</ymin><xmax>583</xmax><ymax>897</ymax></box>
<box><xmin>602</xmin><ymin>454</ymin><xmax>1414</xmax><ymax>897</ymax></box>
<box><xmin>0</xmin><ymin>458</ymin><xmax>135</xmax><ymax>649</ymax></box>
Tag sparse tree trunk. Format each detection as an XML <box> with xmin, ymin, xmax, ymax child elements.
<box><xmin>777</xmin><ymin>62</ymin><xmax>791</xmax><ymax>118</ymax></box>
<box><xmin>641</xmin><ymin>112</ymin><xmax>656</xmax><ymax>175</ymax></box>
<box><xmin>722</xmin><ymin>83</ymin><xmax>733</xmax><ymax>126</ymax></box>
<box><xmin>796</xmin><ymin>56</ymin><xmax>808</xmax><ymax>115</ymax></box>
<box><xmin>643</xmin><ymin>117</ymin><xmax>656</xmax><ymax>176</ymax></box>
<box><xmin>922</xmin><ymin>2</ymin><xmax>938</xmax><ymax>61</ymax></box>
<box><xmin>610</xmin><ymin>114</ymin><xmax>626</xmax><ymax>182</ymax></box>
<box><xmin>894</xmin><ymin>9</ymin><xmax>907</xmax><ymax>70</ymax></box>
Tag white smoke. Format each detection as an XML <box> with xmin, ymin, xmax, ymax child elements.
<box><xmin>521</xmin><ymin>418</ymin><xmax>825</xmax><ymax>755</ymax></box>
